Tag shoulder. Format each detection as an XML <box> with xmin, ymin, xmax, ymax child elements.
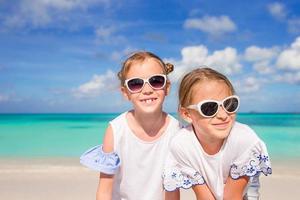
<box><xmin>229</xmin><ymin>121</ymin><xmax>260</xmax><ymax>145</ymax></box>
<box><xmin>232</xmin><ymin>121</ymin><xmax>256</xmax><ymax>136</ymax></box>
<box><xmin>172</xmin><ymin>125</ymin><xmax>193</xmax><ymax>142</ymax></box>
<box><xmin>169</xmin><ymin>125</ymin><xmax>196</xmax><ymax>154</ymax></box>
<box><xmin>103</xmin><ymin>112</ymin><xmax>128</xmax><ymax>153</ymax></box>
<box><xmin>226</xmin><ymin>122</ymin><xmax>270</xmax><ymax>164</ymax></box>
<box><xmin>110</xmin><ymin>111</ymin><xmax>128</xmax><ymax>125</ymax></box>
<box><xmin>225</xmin><ymin>122</ymin><xmax>264</xmax><ymax>158</ymax></box>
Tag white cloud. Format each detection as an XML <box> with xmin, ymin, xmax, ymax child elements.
<box><xmin>253</xmin><ymin>61</ymin><xmax>274</xmax><ymax>74</ymax></box>
<box><xmin>267</xmin><ymin>2</ymin><xmax>287</xmax><ymax>20</ymax></box>
<box><xmin>274</xmin><ymin>71</ymin><xmax>300</xmax><ymax>84</ymax></box>
<box><xmin>244</xmin><ymin>46</ymin><xmax>278</xmax><ymax>62</ymax></box>
<box><xmin>73</xmin><ymin>70</ymin><xmax>118</xmax><ymax>98</ymax></box>
<box><xmin>4</xmin><ymin>0</ymin><xmax>110</xmax><ymax>28</ymax></box>
<box><xmin>276</xmin><ymin>37</ymin><xmax>300</xmax><ymax>70</ymax></box>
<box><xmin>184</xmin><ymin>15</ymin><xmax>237</xmax><ymax>36</ymax></box>
<box><xmin>235</xmin><ymin>77</ymin><xmax>261</xmax><ymax>94</ymax></box>
<box><xmin>181</xmin><ymin>45</ymin><xmax>208</xmax><ymax>67</ymax></box>
<box><xmin>206</xmin><ymin>47</ymin><xmax>241</xmax><ymax>74</ymax></box>
<box><xmin>167</xmin><ymin>45</ymin><xmax>241</xmax><ymax>82</ymax></box>
<box><xmin>288</xmin><ymin>18</ymin><xmax>300</xmax><ymax>34</ymax></box>
<box><xmin>243</xmin><ymin>45</ymin><xmax>279</xmax><ymax>74</ymax></box>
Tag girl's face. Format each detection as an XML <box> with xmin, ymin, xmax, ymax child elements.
<box><xmin>121</xmin><ymin>58</ymin><xmax>170</xmax><ymax>115</ymax></box>
<box><xmin>182</xmin><ymin>80</ymin><xmax>236</xmax><ymax>148</ymax></box>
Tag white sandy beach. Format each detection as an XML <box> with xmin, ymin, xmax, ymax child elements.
<box><xmin>0</xmin><ymin>158</ymin><xmax>299</xmax><ymax>200</ymax></box>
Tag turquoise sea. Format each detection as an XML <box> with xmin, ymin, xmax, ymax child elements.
<box><xmin>0</xmin><ymin>113</ymin><xmax>299</xmax><ymax>160</ymax></box>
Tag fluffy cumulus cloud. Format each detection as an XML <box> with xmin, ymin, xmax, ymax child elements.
<box><xmin>234</xmin><ymin>76</ymin><xmax>262</xmax><ymax>94</ymax></box>
<box><xmin>288</xmin><ymin>18</ymin><xmax>300</xmax><ymax>34</ymax></box>
<box><xmin>274</xmin><ymin>71</ymin><xmax>300</xmax><ymax>84</ymax></box>
<box><xmin>244</xmin><ymin>46</ymin><xmax>278</xmax><ymax>62</ymax></box>
<box><xmin>184</xmin><ymin>15</ymin><xmax>237</xmax><ymax>36</ymax></box>
<box><xmin>168</xmin><ymin>45</ymin><xmax>241</xmax><ymax>82</ymax></box>
<box><xmin>276</xmin><ymin>37</ymin><xmax>300</xmax><ymax>70</ymax></box>
<box><xmin>267</xmin><ymin>2</ymin><xmax>287</xmax><ymax>20</ymax></box>
<box><xmin>169</xmin><ymin>36</ymin><xmax>300</xmax><ymax>89</ymax></box>
<box><xmin>3</xmin><ymin>0</ymin><xmax>110</xmax><ymax>28</ymax></box>
<box><xmin>72</xmin><ymin>70</ymin><xmax>118</xmax><ymax>98</ymax></box>
<box><xmin>244</xmin><ymin>46</ymin><xmax>279</xmax><ymax>74</ymax></box>
<box><xmin>252</xmin><ymin>61</ymin><xmax>274</xmax><ymax>74</ymax></box>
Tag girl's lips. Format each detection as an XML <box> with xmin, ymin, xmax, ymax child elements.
<box><xmin>212</xmin><ymin>121</ymin><xmax>230</xmax><ymax>129</ymax></box>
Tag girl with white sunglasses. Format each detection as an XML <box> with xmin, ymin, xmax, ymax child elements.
<box><xmin>163</xmin><ymin>67</ymin><xmax>272</xmax><ymax>200</ymax></box>
<box><xmin>80</xmin><ymin>51</ymin><xmax>181</xmax><ymax>200</ymax></box>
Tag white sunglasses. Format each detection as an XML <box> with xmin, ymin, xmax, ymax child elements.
<box><xmin>187</xmin><ymin>95</ymin><xmax>240</xmax><ymax>118</ymax></box>
<box><xmin>124</xmin><ymin>74</ymin><xmax>167</xmax><ymax>93</ymax></box>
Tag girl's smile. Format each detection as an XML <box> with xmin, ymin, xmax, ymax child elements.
<box><xmin>140</xmin><ymin>97</ymin><xmax>158</xmax><ymax>105</ymax></box>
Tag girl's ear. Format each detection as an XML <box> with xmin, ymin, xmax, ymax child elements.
<box><xmin>121</xmin><ymin>86</ymin><xmax>130</xmax><ymax>100</ymax></box>
<box><xmin>179</xmin><ymin>106</ymin><xmax>193</xmax><ymax>123</ymax></box>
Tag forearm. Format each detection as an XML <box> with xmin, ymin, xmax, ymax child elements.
<box><xmin>193</xmin><ymin>184</ymin><xmax>215</xmax><ymax>200</ymax></box>
<box><xmin>96</xmin><ymin>173</ymin><xmax>114</xmax><ymax>200</ymax></box>
<box><xmin>223</xmin><ymin>176</ymin><xmax>249</xmax><ymax>200</ymax></box>
<box><xmin>96</xmin><ymin>192</ymin><xmax>112</xmax><ymax>200</ymax></box>
<box><xmin>165</xmin><ymin>189</ymin><xmax>180</xmax><ymax>200</ymax></box>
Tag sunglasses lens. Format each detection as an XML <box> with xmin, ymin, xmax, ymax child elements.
<box><xmin>223</xmin><ymin>97</ymin><xmax>239</xmax><ymax>113</ymax></box>
<box><xmin>149</xmin><ymin>75</ymin><xmax>166</xmax><ymax>89</ymax></box>
<box><xmin>127</xmin><ymin>78</ymin><xmax>144</xmax><ymax>92</ymax></box>
<box><xmin>201</xmin><ymin>102</ymin><xmax>219</xmax><ymax>117</ymax></box>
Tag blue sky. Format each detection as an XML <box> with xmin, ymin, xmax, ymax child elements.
<box><xmin>0</xmin><ymin>0</ymin><xmax>300</xmax><ymax>113</ymax></box>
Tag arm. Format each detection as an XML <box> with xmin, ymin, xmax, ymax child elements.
<box><xmin>96</xmin><ymin>125</ymin><xmax>115</xmax><ymax>200</ymax></box>
<box><xmin>223</xmin><ymin>176</ymin><xmax>249</xmax><ymax>200</ymax></box>
<box><xmin>96</xmin><ymin>173</ymin><xmax>114</xmax><ymax>200</ymax></box>
<box><xmin>165</xmin><ymin>189</ymin><xmax>180</xmax><ymax>200</ymax></box>
<box><xmin>192</xmin><ymin>184</ymin><xmax>215</xmax><ymax>200</ymax></box>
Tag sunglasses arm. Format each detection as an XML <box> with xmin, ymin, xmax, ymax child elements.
<box><xmin>187</xmin><ymin>105</ymin><xmax>198</xmax><ymax>110</ymax></box>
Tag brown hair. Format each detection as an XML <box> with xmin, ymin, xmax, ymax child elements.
<box><xmin>117</xmin><ymin>51</ymin><xmax>174</xmax><ymax>85</ymax></box>
<box><xmin>178</xmin><ymin>67</ymin><xmax>235</xmax><ymax>109</ymax></box>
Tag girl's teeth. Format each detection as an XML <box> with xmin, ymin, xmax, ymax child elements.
<box><xmin>146</xmin><ymin>99</ymin><xmax>152</xmax><ymax>103</ymax></box>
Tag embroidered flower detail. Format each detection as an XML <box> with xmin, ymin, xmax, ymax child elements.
<box><xmin>183</xmin><ymin>179</ymin><xmax>191</xmax><ymax>186</ymax></box>
<box><xmin>172</xmin><ymin>172</ymin><xmax>177</xmax><ymax>178</ymax></box>
<box><xmin>163</xmin><ymin>167</ymin><xmax>205</xmax><ymax>191</ymax></box>
<box><xmin>247</xmin><ymin>166</ymin><xmax>255</xmax><ymax>174</ymax></box>
<box><xmin>257</xmin><ymin>155</ymin><xmax>269</xmax><ymax>162</ymax></box>
<box><xmin>230</xmin><ymin>151</ymin><xmax>272</xmax><ymax>179</ymax></box>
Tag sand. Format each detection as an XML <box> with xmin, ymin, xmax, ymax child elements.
<box><xmin>0</xmin><ymin>158</ymin><xmax>299</xmax><ymax>200</ymax></box>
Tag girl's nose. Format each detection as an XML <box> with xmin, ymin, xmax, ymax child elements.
<box><xmin>215</xmin><ymin>105</ymin><xmax>228</xmax><ymax>119</ymax></box>
<box><xmin>141</xmin><ymin>82</ymin><xmax>153</xmax><ymax>94</ymax></box>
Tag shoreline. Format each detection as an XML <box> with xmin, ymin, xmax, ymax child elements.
<box><xmin>1</xmin><ymin>158</ymin><xmax>300</xmax><ymax>200</ymax></box>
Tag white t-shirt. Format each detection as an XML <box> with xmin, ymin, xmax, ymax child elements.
<box><xmin>111</xmin><ymin>112</ymin><xmax>181</xmax><ymax>200</ymax></box>
<box><xmin>163</xmin><ymin>121</ymin><xmax>272</xmax><ymax>200</ymax></box>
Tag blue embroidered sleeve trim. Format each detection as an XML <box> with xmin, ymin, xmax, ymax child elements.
<box><xmin>80</xmin><ymin>145</ymin><xmax>121</xmax><ymax>175</ymax></box>
<box><xmin>162</xmin><ymin>168</ymin><xmax>205</xmax><ymax>191</ymax></box>
<box><xmin>230</xmin><ymin>153</ymin><xmax>272</xmax><ymax>180</ymax></box>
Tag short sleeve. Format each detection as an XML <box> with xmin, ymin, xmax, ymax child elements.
<box><xmin>162</xmin><ymin>144</ymin><xmax>205</xmax><ymax>191</ymax></box>
<box><xmin>80</xmin><ymin>145</ymin><xmax>121</xmax><ymax>175</ymax></box>
<box><xmin>230</xmin><ymin>141</ymin><xmax>272</xmax><ymax>179</ymax></box>
<box><xmin>163</xmin><ymin>164</ymin><xmax>205</xmax><ymax>191</ymax></box>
